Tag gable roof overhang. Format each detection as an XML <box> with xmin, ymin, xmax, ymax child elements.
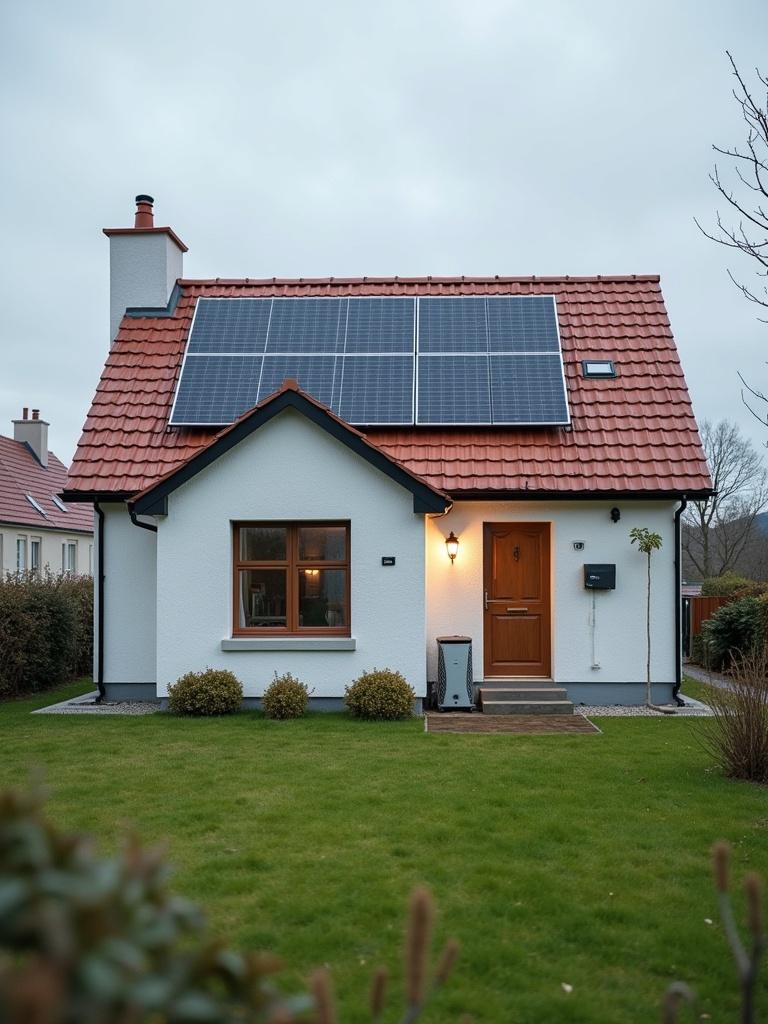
<box><xmin>129</xmin><ymin>380</ymin><xmax>451</xmax><ymax>517</ymax></box>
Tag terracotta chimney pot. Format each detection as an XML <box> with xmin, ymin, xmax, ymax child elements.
<box><xmin>22</xmin><ymin>407</ymin><xmax>28</xmax><ymax>420</ymax></box>
<box><xmin>32</xmin><ymin>409</ymin><xmax>40</xmax><ymax>420</ymax></box>
<box><xmin>134</xmin><ymin>194</ymin><xmax>155</xmax><ymax>229</ymax></box>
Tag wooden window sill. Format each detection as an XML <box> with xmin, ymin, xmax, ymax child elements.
<box><xmin>221</xmin><ymin>637</ymin><xmax>357</xmax><ymax>652</ymax></box>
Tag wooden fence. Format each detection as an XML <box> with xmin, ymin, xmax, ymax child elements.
<box><xmin>682</xmin><ymin>595</ymin><xmax>730</xmax><ymax>656</ymax></box>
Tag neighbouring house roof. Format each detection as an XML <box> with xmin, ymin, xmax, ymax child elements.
<box><xmin>0</xmin><ymin>435</ymin><xmax>93</xmax><ymax>532</ymax></box>
<box><xmin>64</xmin><ymin>276</ymin><xmax>713</xmax><ymax>500</ymax></box>
<box><xmin>130</xmin><ymin>380</ymin><xmax>450</xmax><ymax>515</ymax></box>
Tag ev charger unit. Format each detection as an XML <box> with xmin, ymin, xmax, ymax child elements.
<box><xmin>436</xmin><ymin>636</ymin><xmax>474</xmax><ymax>711</ymax></box>
<box><xmin>583</xmin><ymin>564</ymin><xmax>616</xmax><ymax>590</ymax></box>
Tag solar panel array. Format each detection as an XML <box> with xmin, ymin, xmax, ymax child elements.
<box><xmin>170</xmin><ymin>296</ymin><xmax>570</xmax><ymax>427</ymax></box>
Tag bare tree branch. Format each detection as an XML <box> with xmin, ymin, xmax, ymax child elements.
<box><xmin>697</xmin><ymin>52</ymin><xmax>768</xmax><ymax>338</ymax></box>
<box><xmin>682</xmin><ymin>419</ymin><xmax>768</xmax><ymax>579</ymax></box>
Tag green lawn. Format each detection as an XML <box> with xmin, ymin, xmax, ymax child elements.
<box><xmin>1</xmin><ymin>681</ymin><xmax>766</xmax><ymax>1023</ymax></box>
<box><xmin>680</xmin><ymin>674</ymin><xmax>720</xmax><ymax>705</ymax></box>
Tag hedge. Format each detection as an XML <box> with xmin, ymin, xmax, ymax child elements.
<box><xmin>0</xmin><ymin>573</ymin><xmax>93</xmax><ymax>699</ymax></box>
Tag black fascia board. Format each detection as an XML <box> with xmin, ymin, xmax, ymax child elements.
<box><xmin>124</xmin><ymin>282</ymin><xmax>184</xmax><ymax>319</ymax></box>
<box><xmin>448</xmin><ymin>488</ymin><xmax>714</xmax><ymax>501</ymax></box>
<box><xmin>131</xmin><ymin>391</ymin><xmax>449</xmax><ymax>517</ymax></box>
<box><xmin>0</xmin><ymin>518</ymin><xmax>92</xmax><ymax>535</ymax></box>
<box><xmin>60</xmin><ymin>490</ymin><xmax>135</xmax><ymax>503</ymax></box>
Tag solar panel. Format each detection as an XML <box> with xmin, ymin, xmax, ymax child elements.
<box><xmin>418</xmin><ymin>297</ymin><xmax>488</xmax><ymax>352</ymax></box>
<box><xmin>337</xmin><ymin>356</ymin><xmax>414</xmax><ymax>424</ymax></box>
<box><xmin>490</xmin><ymin>354</ymin><xmax>570</xmax><ymax>424</ymax></box>
<box><xmin>258</xmin><ymin>355</ymin><xmax>338</xmax><ymax>408</ymax></box>
<box><xmin>487</xmin><ymin>295</ymin><xmax>560</xmax><ymax>353</ymax></box>
<box><xmin>188</xmin><ymin>298</ymin><xmax>271</xmax><ymax>353</ymax></box>
<box><xmin>170</xmin><ymin>355</ymin><xmax>262</xmax><ymax>425</ymax></box>
<box><xmin>417</xmin><ymin>355</ymin><xmax>491</xmax><ymax>424</ymax></box>
<box><xmin>170</xmin><ymin>295</ymin><xmax>570</xmax><ymax>427</ymax></box>
<box><xmin>266</xmin><ymin>298</ymin><xmax>345</xmax><ymax>353</ymax></box>
<box><xmin>345</xmin><ymin>297</ymin><xmax>414</xmax><ymax>353</ymax></box>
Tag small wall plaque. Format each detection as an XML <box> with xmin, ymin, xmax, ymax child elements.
<box><xmin>381</xmin><ymin>556</ymin><xmax>396</xmax><ymax>566</ymax></box>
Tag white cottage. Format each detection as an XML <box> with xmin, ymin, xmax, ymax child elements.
<box><xmin>64</xmin><ymin>197</ymin><xmax>712</xmax><ymax>711</ymax></box>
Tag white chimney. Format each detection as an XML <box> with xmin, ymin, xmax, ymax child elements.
<box><xmin>103</xmin><ymin>195</ymin><xmax>188</xmax><ymax>343</ymax></box>
<box><xmin>13</xmin><ymin>408</ymin><xmax>49</xmax><ymax>468</ymax></box>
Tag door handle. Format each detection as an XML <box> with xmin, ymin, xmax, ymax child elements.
<box><xmin>506</xmin><ymin>607</ymin><xmax>528</xmax><ymax>614</ymax></box>
<box><xmin>484</xmin><ymin>590</ymin><xmax>488</xmax><ymax>611</ymax></box>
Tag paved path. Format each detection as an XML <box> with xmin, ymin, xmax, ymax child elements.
<box><xmin>426</xmin><ymin>712</ymin><xmax>600</xmax><ymax>734</ymax></box>
<box><xmin>682</xmin><ymin>663</ymin><xmax>733</xmax><ymax>691</ymax></box>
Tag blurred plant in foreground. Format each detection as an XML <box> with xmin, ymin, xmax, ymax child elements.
<box><xmin>0</xmin><ymin>785</ymin><xmax>460</xmax><ymax>1023</ymax></box>
<box><xmin>664</xmin><ymin>841</ymin><xmax>765</xmax><ymax>1024</ymax></box>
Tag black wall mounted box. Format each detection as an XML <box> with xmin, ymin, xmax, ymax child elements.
<box><xmin>584</xmin><ymin>564</ymin><xmax>616</xmax><ymax>590</ymax></box>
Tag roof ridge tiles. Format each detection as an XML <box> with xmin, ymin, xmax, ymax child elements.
<box><xmin>177</xmin><ymin>274</ymin><xmax>662</xmax><ymax>287</ymax></box>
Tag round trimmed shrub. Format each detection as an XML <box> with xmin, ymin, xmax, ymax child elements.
<box><xmin>168</xmin><ymin>668</ymin><xmax>243</xmax><ymax>716</ymax></box>
<box><xmin>345</xmin><ymin>668</ymin><xmax>415</xmax><ymax>720</ymax></box>
<box><xmin>262</xmin><ymin>672</ymin><xmax>310</xmax><ymax>719</ymax></box>
<box><xmin>699</xmin><ymin>597</ymin><xmax>763</xmax><ymax>671</ymax></box>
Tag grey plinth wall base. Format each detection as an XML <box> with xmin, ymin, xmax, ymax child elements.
<box><xmin>220</xmin><ymin>637</ymin><xmax>357</xmax><ymax>652</ymax></box>
<box><xmin>566</xmin><ymin>682</ymin><xmax>675</xmax><ymax>705</ymax></box>
<box><xmin>243</xmin><ymin>697</ymin><xmax>423</xmax><ymax>713</ymax></box>
<box><xmin>158</xmin><ymin>697</ymin><xmax>424</xmax><ymax>713</ymax></box>
<box><xmin>103</xmin><ymin>683</ymin><xmax>161</xmax><ymax>702</ymax></box>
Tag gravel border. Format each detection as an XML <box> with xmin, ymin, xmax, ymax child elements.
<box><xmin>32</xmin><ymin>692</ymin><xmax>160</xmax><ymax>716</ymax></box>
<box><xmin>574</xmin><ymin>696</ymin><xmax>713</xmax><ymax>717</ymax></box>
<box><xmin>32</xmin><ymin>692</ymin><xmax>714</xmax><ymax>718</ymax></box>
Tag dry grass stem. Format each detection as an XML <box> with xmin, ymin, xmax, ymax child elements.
<box><xmin>701</xmin><ymin>645</ymin><xmax>768</xmax><ymax>783</ymax></box>
<box><xmin>405</xmin><ymin>887</ymin><xmax>435</xmax><ymax>1008</ymax></box>
<box><xmin>369</xmin><ymin>966</ymin><xmax>388</xmax><ymax>1021</ymax></box>
<box><xmin>310</xmin><ymin>968</ymin><xmax>337</xmax><ymax>1024</ymax></box>
<box><xmin>744</xmin><ymin>873</ymin><xmax>764</xmax><ymax>941</ymax></box>
<box><xmin>434</xmin><ymin>938</ymin><xmax>461</xmax><ymax>987</ymax></box>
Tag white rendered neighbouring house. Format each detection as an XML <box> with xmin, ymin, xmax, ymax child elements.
<box><xmin>1</xmin><ymin>409</ymin><xmax>93</xmax><ymax>577</ymax></box>
<box><xmin>63</xmin><ymin>197</ymin><xmax>713</xmax><ymax>710</ymax></box>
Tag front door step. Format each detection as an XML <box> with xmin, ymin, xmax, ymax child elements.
<box><xmin>480</xmin><ymin>687</ymin><xmax>568</xmax><ymax>702</ymax></box>
<box><xmin>478</xmin><ymin>686</ymin><xmax>574</xmax><ymax>716</ymax></box>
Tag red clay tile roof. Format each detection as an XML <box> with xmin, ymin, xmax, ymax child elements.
<box><xmin>0</xmin><ymin>435</ymin><xmax>93</xmax><ymax>532</ymax></box>
<box><xmin>130</xmin><ymin>379</ymin><xmax>450</xmax><ymax>513</ymax></box>
<box><xmin>65</xmin><ymin>276</ymin><xmax>712</xmax><ymax>499</ymax></box>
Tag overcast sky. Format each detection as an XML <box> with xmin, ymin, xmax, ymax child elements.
<box><xmin>1</xmin><ymin>0</ymin><xmax>767</xmax><ymax>465</ymax></box>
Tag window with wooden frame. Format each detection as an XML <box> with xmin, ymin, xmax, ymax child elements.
<box><xmin>233</xmin><ymin>522</ymin><xmax>350</xmax><ymax>635</ymax></box>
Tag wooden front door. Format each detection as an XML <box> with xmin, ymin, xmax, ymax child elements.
<box><xmin>483</xmin><ymin>522</ymin><xmax>551</xmax><ymax>678</ymax></box>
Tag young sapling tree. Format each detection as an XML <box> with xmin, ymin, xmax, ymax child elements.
<box><xmin>630</xmin><ymin>527</ymin><xmax>670</xmax><ymax>711</ymax></box>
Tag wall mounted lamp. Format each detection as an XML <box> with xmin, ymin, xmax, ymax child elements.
<box><xmin>610</xmin><ymin>507</ymin><xmax>621</xmax><ymax>523</ymax></box>
<box><xmin>445</xmin><ymin>531</ymin><xmax>459</xmax><ymax>563</ymax></box>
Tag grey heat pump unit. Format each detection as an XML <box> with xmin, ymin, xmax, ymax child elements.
<box><xmin>436</xmin><ymin>636</ymin><xmax>474</xmax><ymax>711</ymax></box>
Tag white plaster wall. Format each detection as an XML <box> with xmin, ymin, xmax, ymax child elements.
<box><xmin>101</xmin><ymin>503</ymin><xmax>157</xmax><ymax>684</ymax></box>
<box><xmin>108</xmin><ymin>233</ymin><xmax>183</xmax><ymax>341</ymax></box>
<box><xmin>427</xmin><ymin>500</ymin><xmax>679</xmax><ymax>685</ymax></box>
<box><xmin>0</xmin><ymin>525</ymin><xmax>92</xmax><ymax>576</ymax></box>
<box><xmin>155</xmin><ymin>410</ymin><xmax>427</xmax><ymax>698</ymax></box>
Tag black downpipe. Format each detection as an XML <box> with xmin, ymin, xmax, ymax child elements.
<box><xmin>128</xmin><ymin>507</ymin><xmax>158</xmax><ymax>533</ymax></box>
<box><xmin>673</xmin><ymin>496</ymin><xmax>688</xmax><ymax>706</ymax></box>
<box><xmin>95</xmin><ymin>502</ymin><xmax>105</xmax><ymax>702</ymax></box>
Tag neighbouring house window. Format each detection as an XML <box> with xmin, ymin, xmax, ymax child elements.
<box><xmin>17</xmin><ymin>536</ymin><xmax>27</xmax><ymax>573</ymax></box>
<box><xmin>30</xmin><ymin>538</ymin><xmax>41</xmax><ymax>574</ymax></box>
<box><xmin>62</xmin><ymin>541</ymin><xmax>77</xmax><ymax>574</ymax></box>
<box><xmin>233</xmin><ymin>522</ymin><xmax>350</xmax><ymax>635</ymax></box>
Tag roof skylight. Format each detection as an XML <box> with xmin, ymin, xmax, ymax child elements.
<box><xmin>51</xmin><ymin>494</ymin><xmax>68</xmax><ymax>513</ymax></box>
<box><xmin>26</xmin><ymin>494</ymin><xmax>48</xmax><ymax>518</ymax></box>
<box><xmin>582</xmin><ymin>360</ymin><xmax>616</xmax><ymax>378</ymax></box>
